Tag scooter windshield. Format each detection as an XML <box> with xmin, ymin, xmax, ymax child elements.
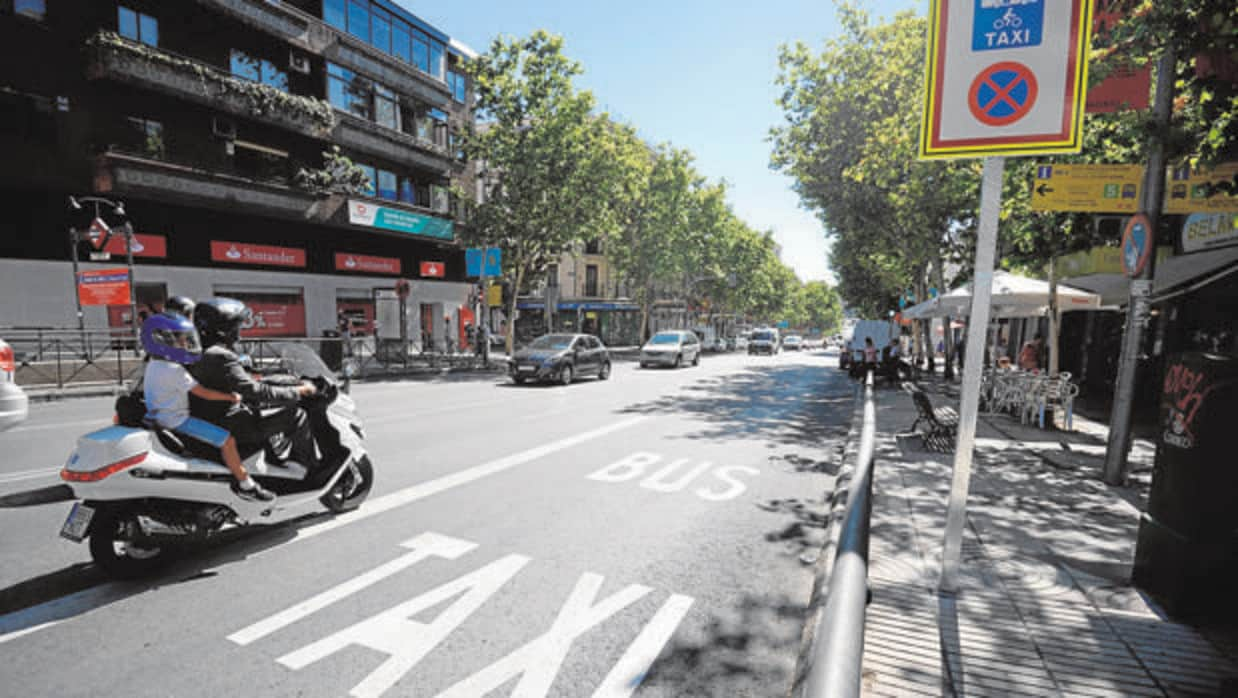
<box><xmin>264</xmin><ymin>342</ymin><xmax>337</xmax><ymax>383</ymax></box>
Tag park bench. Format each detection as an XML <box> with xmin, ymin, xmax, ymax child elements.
<box><xmin>905</xmin><ymin>383</ymin><xmax>958</xmax><ymax>452</ymax></box>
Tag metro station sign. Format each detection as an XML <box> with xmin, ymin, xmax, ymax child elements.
<box><xmin>920</xmin><ymin>0</ymin><xmax>1095</xmax><ymax>159</ymax></box>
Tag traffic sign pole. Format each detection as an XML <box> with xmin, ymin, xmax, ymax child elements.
<box><xmin>940</xmin><ymin>156</ymin><xmax>1005</xmax><ymax>593</ymax></box>
<box><xmin>1104</xmin><ymin>46</ymin><xmax>1176</xmax><ymax>485</ymax></box>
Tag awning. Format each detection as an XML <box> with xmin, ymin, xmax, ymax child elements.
<box><xmin>1152</xmin><ymin>246</ymin><xmax>1238</xmax><ymax>301</ymax></box>
<box><xmin>902</xmin><ymin>271</ymin><xmax>1101</xmax><ymax>319</ymax></box>
<box><xmin>1058</xmin><ymin>273</ymin><xmax>1129</xmax><ymax>308</ymax></box>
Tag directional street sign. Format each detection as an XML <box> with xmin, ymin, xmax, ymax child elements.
<box><xmin>1165</xmin><ymin>163</ymin><xmax>1238</xmax><ymax>215</ymax></box>
<box><xmin>1030</xmin><ymin>163</ymin><xmax>1143</xmax><ymax>212</ymax></box>
<box><xmin>920</xmin><ymin>0</ymin><xmax>1094</xmax><ymax>160</ymax></box>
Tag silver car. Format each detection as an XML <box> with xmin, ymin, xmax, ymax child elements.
<box><xmin>0</xmin><ymin>339</ymin><xmax>29</xmax><ymax>431</ymax></box>
<box><xmin>640</xmin><ymin>330</ymin><xmax>701</xmax><ymax>368</ymax></box>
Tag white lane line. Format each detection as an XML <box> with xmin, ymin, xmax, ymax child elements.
<box><xmin>592</xmin><ymin>594</ymin><xmax>695</xmax><ymax>698</ymax></box>
<box><xmin>3</xmin><ymin>419</ymin><xmax>110</xmax><ymax>434</ymax></box>
<box><xmin>286</xmin><ymin>416</ymin><xmax>648</xmax><ymax>543</ymax></box>
<box><xmin>0</xmin><ymin>466</ymin><xmax>61</xmax><ymax>482</ymax></box>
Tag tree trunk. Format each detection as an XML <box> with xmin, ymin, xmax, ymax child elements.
<box><xmin>505</xmin><ymin>264</ymin><xmax>525</xmax><ymax>355</ymax></box>
<box><xmin>1048</xmin><ymin>253</ymin><xmax>1060</xmax><ymax>376</ymax></box>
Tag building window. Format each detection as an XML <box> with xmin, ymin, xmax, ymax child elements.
<box><xmin>357</xmin><ymin>164</ymin><xmax>377</xmax><ymax>196</ymax></box>
<box><xmin>429</xmin><ymin>108</ymin><xmax>447</xmax><ymax>147</ymax></box>
<box><xmin>399</xmin><ymin>176</ymin><xmax>415</xmax><ymax>205</ymax></box>
<box><xmin>374</xmin><ymin>83</ymin><xmax>399</xmax><ymax>130</ymax></box>
<box><xmin>14</xmin><ymin>0</ymin><xmax>45</xmax><ymax>21</ymax></box>
<box><xmin>346</xmin><ymin>0</ymin><xmax>369</xmax><ymax>41</ymax></box>
<box><xmin>547</xmin><ymin>264</ymin><xmax>559</xmax><ymax>287</ymax></box>
<box><xmin>585</xmin><ymin>265</ymin><xmax>599</xmax><ymax>296</ymax></box>
<box><xmin>323</xmin><ymin>0</ymin><xmax>346</xmax><ymax>31</ymax></box>
<box><xmin>448</xmin><ymin>70</ymin><xmax>467</xmax><ymax>103</ymax></box>
<box><xmin>118</xmin><ymin>6</ymin><xmax>158</xmax><ymax>46</ymax></box>
<box><xmin>584</xmin><ymin>239</ymin><xmax>601</xmax><ymax>254</ymax></box>
<box><xmin>430</xmin><ymin>184</ymin><xmax>449</xmax><ymax>213</ymax></box>
<box><xmin>327</xmin><ymin>62</ymin><xmax>372</xmax><ymax>120</ymax></box>
<box><xmin>230</xmin><ymin>50</ymin><xmax>288</xmax><ymax>91</ymax></box>
<box><xmin>428</xmin><ymin>40</ymin><xmax>444</xmax><ymax>80</ymax></box>
<box><xmin>377</xmin><ymin>169</ymin><xmax>398</xmax><ymax>201</ymax></box>
<box><xmin>124</xmin><ymin>117</ymin><xmax>165</xmax><ymax>160</ymax></box>
<box><xmin>411</xmin><ymin>28</ymin><xmax>430</xmax><ymax>73</ymax></box>
<box><xmin>232</xmin><ymin>142</ymin><xmax>290</xmax><ymax>184</ymax></box>
<box><xmin>392</xmin><ymin>20</ymin><xmax>411</xmax><ymax>64</ymax></box>
<box><xmin>370</xmin><ymin>7</ymin><xmax>391</xmax><ymax>53</ymax></box>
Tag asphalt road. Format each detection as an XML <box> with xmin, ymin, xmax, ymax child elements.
<box><xmin>0</xmin><ymin>349</ymin><xmax>854</xmax><ymax>697</ymax></box>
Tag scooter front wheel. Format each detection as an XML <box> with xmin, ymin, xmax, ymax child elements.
<box><xmin>88</xmin><ymin>505</ymin><xmax>171</xmax><ymax>579</ymax></box>
<box><xmin>321</xmin><ymin>455</ymin><xmax>374</xmax><ymax>513</ymax></box>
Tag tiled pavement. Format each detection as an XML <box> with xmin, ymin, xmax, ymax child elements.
<box><xmin>858</xmin><ymin>381</ymin><xmax>1238</xmax><ymax>697</ymax></box>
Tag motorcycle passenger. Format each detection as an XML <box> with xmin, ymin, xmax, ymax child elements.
<box><xmin>141</xmin><ymin>313</ymin><xmax>275</xmax><ymax>502</ymax></box>
<box><xmin>189</xmin><ymin>298</ymin><xmax>319</xmax><ymax>470</ymax></box>
<box><xmin>165</xmin><ymin>295</ymin><xmax>196</xmax><ymax>320</ymax></box>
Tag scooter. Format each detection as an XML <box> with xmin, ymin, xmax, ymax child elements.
<box><xmin>56</xmin><ymin>342</ymin><xmax>373</xmax><ymax>579</ymax></box>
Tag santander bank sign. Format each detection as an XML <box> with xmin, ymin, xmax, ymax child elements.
<box><xmin>210</xmin><ymin>241</ymin><xmax>306</xmax><ymax>268</ymax></box>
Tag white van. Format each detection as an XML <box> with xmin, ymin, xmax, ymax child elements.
<box><xmin>841</xmin><ymin>320</ymin><xmax>894</xmax><ymax>368</ymax></box>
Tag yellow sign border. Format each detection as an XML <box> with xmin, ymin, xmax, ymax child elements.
<box><xmin>919</xmin><ymin>0</ymin><xmax>1095</xmax><ymax>160</ymax></box>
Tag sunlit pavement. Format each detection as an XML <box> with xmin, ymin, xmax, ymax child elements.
<box><xmin>0</xmin><ymin>350</ymin><xmax>854</xmax><ymax>697</ymax></box>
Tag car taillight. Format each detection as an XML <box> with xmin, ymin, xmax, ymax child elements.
<box><xmin>0</xmin><ymin>341</ymin><xmax>14</xmax><ymax>379</ymax></box>
<box><xmin>60</xmin><ymin>452</ymin><xmax>148</xmax><ymax>482</ymax></box>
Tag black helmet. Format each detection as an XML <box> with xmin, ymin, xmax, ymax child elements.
<box><xmin>194</xmin><ymin>297</ymin><xmax>251</xmax><ymax>348</ymax></box>
<box><xmin>165</xmin><ymin>295</ymin><xmax>196</xmax><ymax>318</ymax></box>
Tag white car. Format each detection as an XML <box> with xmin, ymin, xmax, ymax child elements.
<box><xmin>640</xmin><ymin>330</ymin><xmax>701</xmax><ymax>368</ymax></box>
<box><xmin>0</xmin><ymin>339</ymin><xmax>29</xmax><ymax>431</ymax></box>
<box><xmin>783</xmin><ymin>335</ymin><xmax>804</xmax><ymax>351</ymax></box>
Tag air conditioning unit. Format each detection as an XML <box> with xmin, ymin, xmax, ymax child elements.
<box><xmin>289</xmin><ymin>50</ymin><xmax>310</xmax><ymax>75</ymax></box>
<box><xmin>211</xmin><ymin>116</ymin><xmax>237</xmax><ymax>140</ymax></box>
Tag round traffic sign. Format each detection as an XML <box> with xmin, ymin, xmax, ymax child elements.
<box><xmin>1122</xmin><ymin>214</ymin><xmax>1153</xmax><ymax>277</ymax></box>
<box><xmin>968</xmin><ymin>62</ymin><xmax>1038</xmax><ymax>127</ymax></box>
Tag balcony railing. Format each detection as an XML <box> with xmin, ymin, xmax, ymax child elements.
<box><xmin>95</xmin><ymin>151</ymin><xmax>320</xmax><ymax>220</ymax></box>
<box><xmin>332</xmin><ymin>112</ymin><xmax>456</xmax><ymax>174</ymax></box>
<box><xmin>85</xmin><ymin>31</ymin><xmax>335</xmax><ymax>139</ymax></box>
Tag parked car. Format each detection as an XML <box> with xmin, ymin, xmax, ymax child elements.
<box><xmin>748</xmin><ymin>328</ymin><xmax>780</xmax><ymax>355</ymax></box>
<box><xmin>783</xmin><ymin>335</ymin><xmax>804</xmax><ymax>351</ymax></box>
<box><xmin>0</xmin><ymin>339</ymin><xmax>29</xmax><ymax>431</ymax></box>
<box><xmin>734</xmin><ymin>335</ymin><xmax>749</xmax><ymax>351</ymax></box>
<box><xmin>640</xmin><ymin>330</ymin><xmax>701</xmax><ymax>368</ymax></box>
<box><xmin>509</xmin><ymin>333</ymin><xmax>611</xmax><ymax>385</ymax></box>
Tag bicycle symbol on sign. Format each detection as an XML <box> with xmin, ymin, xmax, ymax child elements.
<box><xmin>992</xmin><ymin>8</ymin><xmax>1023</xmax><ymax>30</ymax></box>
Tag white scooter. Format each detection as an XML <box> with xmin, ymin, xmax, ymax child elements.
<box><xmin>57</xmin><ymin>343</ymin><xmax>373</xmax><ymax>579</ymax></box>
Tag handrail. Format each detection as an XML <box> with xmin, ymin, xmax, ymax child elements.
<box><xmin>802</xmin><ymin>370</ymin><xmax>877</xmax><ymax>697</ymax></box>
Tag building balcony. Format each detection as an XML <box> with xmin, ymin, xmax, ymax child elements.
<box><xmin>85</xmin><ymin>32</ymin><xmax>335</xmax><ymax>140</ymax></box>
<box><xmin>193</xmin><ymin>0</ymin><xmax>451</xmax><ymax>109</ymax></box>
<box><xmin>332</xmin><ymin>113</ymin><xmax>456</xmax><ymax>174</ymax></box>
<box><xmin>93</xmin><ymin>151</ymin><xmax>323</xmax><ymax>221</ymax></box>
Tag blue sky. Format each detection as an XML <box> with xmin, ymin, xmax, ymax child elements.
<box><xmin>407</xmin><ymin>0</ymin><xmax>920</xmax><ymax>284</ymax></box>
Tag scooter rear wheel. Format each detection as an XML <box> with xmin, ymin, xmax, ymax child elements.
<box><xmin>320</xmin><ymin>455</ymin><xmax>374</xmax><ymax>513</ymax></box>
<box><xmin>88</xmin><ymin>505</ymin><xmax>171</xmax><ymax>579</ymax></box>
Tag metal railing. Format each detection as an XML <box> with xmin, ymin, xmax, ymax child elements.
<box><xmin>2</xmin><ymin>327</ymin><xmax>144</xmax><ymax>390</ymax></box>
<box><xmin>802</xmin><ymin>371</ymin><xmax>877</xmax><ymax>697</ymax></box>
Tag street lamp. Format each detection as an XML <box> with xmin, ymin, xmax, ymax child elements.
<box><xmin>68</xmin><ymin>196</ymin><xmax>140</xmax><ymax>354</ymax></box>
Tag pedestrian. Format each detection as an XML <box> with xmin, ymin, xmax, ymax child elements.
<box><xmin>1019</xmin><ymin>333</ymin><xmax>1042</xmax><ymax>371</ymax></box>
<box><xmin>863</xmin><ymin>336</ymin><xmax>878</xmax><ymax>375</ymax></box>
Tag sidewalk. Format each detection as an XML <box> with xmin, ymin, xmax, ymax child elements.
<box><xmin>858</xmin><ymin>378</ymin><xmax>1238</xmax><ymax>697</ymax></box>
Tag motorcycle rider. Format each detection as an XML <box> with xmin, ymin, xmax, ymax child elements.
<box><xmin>164</xmin><ymin>295</ymin><xmax>196</xmax><ymax>320</ymax></box>
<box><xmin>189</xmin><ymin>298</ymin><xmax>320</xmax><ymax>469</ymax></box>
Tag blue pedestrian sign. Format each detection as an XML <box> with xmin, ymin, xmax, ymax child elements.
<box><xmin>465</xmin><ymin>248</ymin><xmax>483</xmax><ymax>277</ymax></box>
<box><xmin>973</xmin><ymin>0</ymin><xmax>1043</xmax><ymax>52</ymax></box>
<box><xmin>484</xmin><ymin>247</ymin><xmax>502</xmax><ymax>276</ymax></box>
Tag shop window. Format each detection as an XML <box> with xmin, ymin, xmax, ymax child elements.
<box><xmin>377</xmin><ymin>169</ymin><xmax>398</xmax><ymax>201</ymax></box>
<box><xmin>14</xmin><ymin>0</ymin><xmax>45</xmax><ymax>21</ymax></box>
<box><xmin>323</xmin><ymin>0</ymin><xmax>346</xmax><ymax>31</ymax></box>
<box><xmin>123</xmin><ymin>116</ymin><xmax>165</xmax><ymax>160</ymax></box>
<box><xmin>230</xmin><ymin>50</ymin><xmax>288</xmax><ymax>92</ymax></box>
<box><xmin>346</xmin><ymin>0</ymin><xmax>368</xmax><ymax>41</ymax></box>
<box><xmin>118</xmin><ymin>6</ymin><xmax>158</xmax><ymax>46</ymax></box>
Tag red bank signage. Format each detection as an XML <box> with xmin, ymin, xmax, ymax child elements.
<box><xmin>335</xmin><ymin>253</ymin><xmax>401</xmax><ymax>275</ymax></box>
<box><xmin>210</xmin><ymin>241</ymin><xmax>306</xmax><ymax>268</ymax></box>
<box><xmin>103</xmin><ymin>233</ymin><xmax>167</xmax><ymax>259</ymax></box>
<box><xmin>420</xmin><ymin>261</ymin><xmax>445</xmax><ymax>278</ymax></box>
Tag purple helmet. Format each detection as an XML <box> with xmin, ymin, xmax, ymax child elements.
<box><xmin>141</xmin><ymin>312</ymin><xmax>202</xmax><ymax>365</ymax></box>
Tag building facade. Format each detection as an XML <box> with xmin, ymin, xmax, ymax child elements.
<box><xmin>0</xmin><ymin>0</ymin><xmax>476</xmax><ymax>350</ymax></box>
<box><xmin>512</xmin><ymin>240</ymin><xmax>642</xmax><ymax>347</ymax></box>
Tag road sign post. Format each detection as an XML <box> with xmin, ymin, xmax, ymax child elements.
<box><xmin>921</xmin><ymin>0</ymin><xmax>1094</xmax><ymax>592</ymax></box>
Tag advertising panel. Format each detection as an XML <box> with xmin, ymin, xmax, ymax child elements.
<box><xmin>210</xmin><ymin>241</ymin><xmax>306</xmax><ymax>268</ymax></box>
<box><xmin>1181</xmin><ymin>213</ymin><xmax>1238</xmax><ymax>254</ymax></box>
<box><xmin>348</xmin><ymin>200</ymin><xmax>454</xmax><ymax>241</ymax></box>
<box><xmin>420</xmin><ymin>261</ymin><xmax>446</xmax><ymax>278</ymax></box>
<box><xmin>103</xmin><ymin>233</ymin><xmax>168</xmax><ymax>259</ymax></box>
<box><xmin>77</xmin><ymin>269</ymin><xmax>131</xmax><ymax>306</ymax></box>
<box><xmin>235</xmin><ymin>294</ymin><xmax>307</xmax><ymax>337</ymax></box>
<box><xmin>334</xmin><ymin>253</ymin><xmax>401</xmax><ymax>275</ymax></box>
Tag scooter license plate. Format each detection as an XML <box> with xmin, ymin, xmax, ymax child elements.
<box><xmin>59</xmin><ymin>502</ymin><xmax>95</xmax><ymax>542</ymax></box>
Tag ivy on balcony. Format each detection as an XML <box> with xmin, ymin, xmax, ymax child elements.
<box><xmin>85</xmin><ymin>31</ymin><xmax>335</xmax><ymax>135</ymax></box>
